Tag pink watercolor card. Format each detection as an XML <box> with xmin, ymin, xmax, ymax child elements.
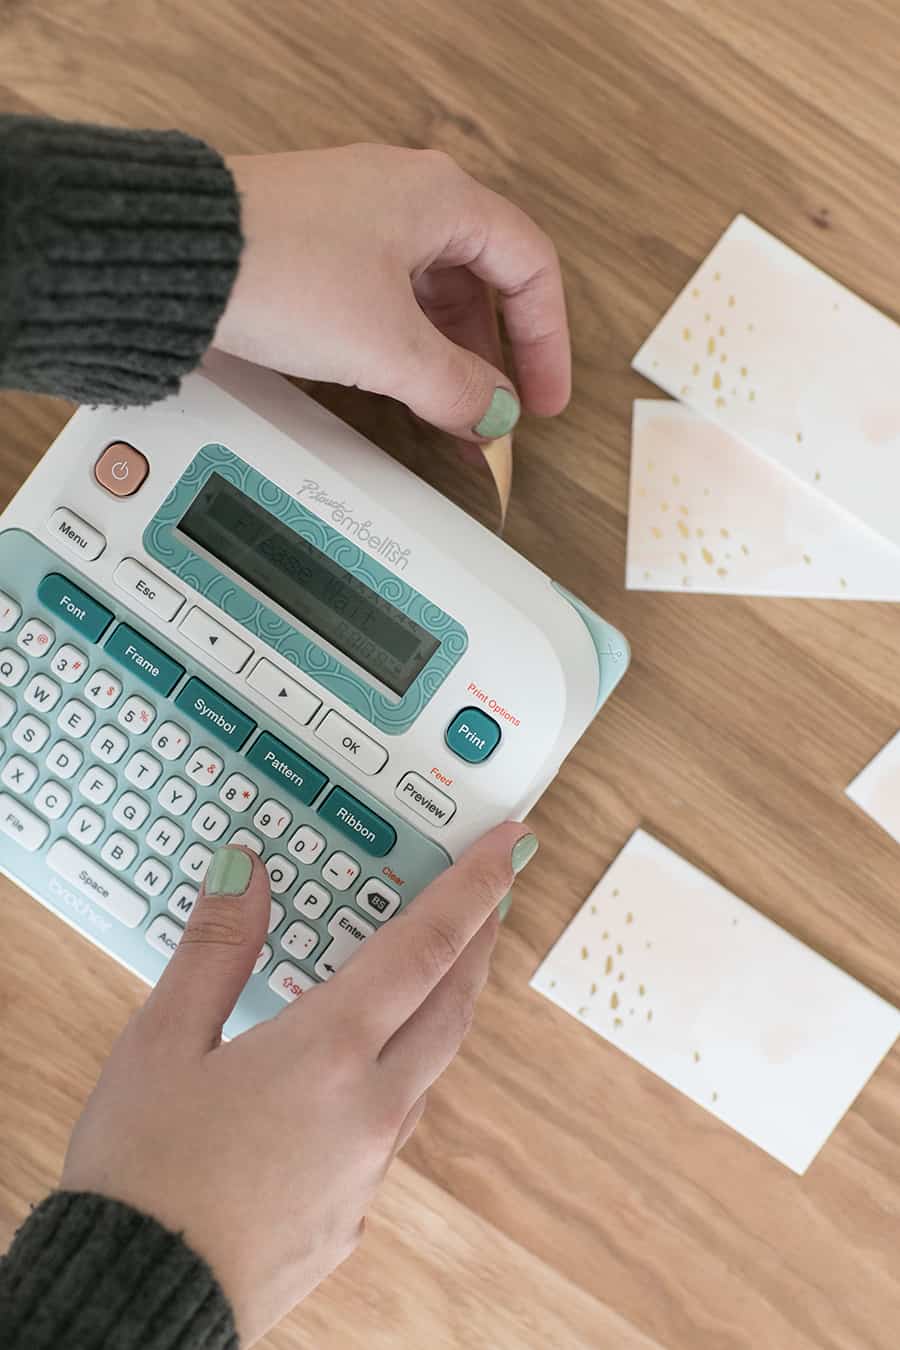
<box><xmin>846</xmin><ymin>731</ymin><xmax>900</xmax><ymax>843</ymax></box>
<box><xmin>531</xmin><ymin>830</ymin><xmax>899</xmax><ymax>1174</ymax></box>
<box><xmin>626</xmin><ymin>400</ymin><xmax>900</xmax><ymax>598</ymax></box>
<box><xmin>632</xmin><ymin>216</ymin><xmax>900</xmax><ymax>549</ymax></box>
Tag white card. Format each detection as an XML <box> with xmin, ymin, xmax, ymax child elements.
<box><xmin>847</xmin><ymin>731</ymin><xmax>900</xmax><ymax>843</ymax></box>
<box><xmin>632</xmin><ymin>215</ymin><xmax>900</xmax><ymax>550</ymax></box>
<box><xmin>531</xmin><ymin>830</ymin><xmax>899</xmax><ymax>1174</ymax></box>
<box><xmin>627</xmin><ymin>400</ymin><xmax>900</xmax><ymax>597</ymax></box>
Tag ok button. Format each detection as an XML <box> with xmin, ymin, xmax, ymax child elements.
<box><xmin>315</xmin><ymin>710</ymin><xmax>388</xmax><ymax>775</ymax></box>
<box><xmin>445</xmin><ymin>707</ymin><xmax>501</xmax><ymax>763</ymax></box>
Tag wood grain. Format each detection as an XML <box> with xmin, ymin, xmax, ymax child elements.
<box><xmin>1</xmin><ymin>2</ymin><xmax>899</xmax><ymax>1346</ymax></box>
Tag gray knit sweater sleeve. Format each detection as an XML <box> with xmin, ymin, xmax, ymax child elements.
<box><xmin>0</xmin><ymin>114</ymin><xmax>243</xmax><ymax>405</ymax></box>
<box><xmin>0</xmin><ymin>1191</ymin><xmax>239</xmax><ymax>1349</ymax></box>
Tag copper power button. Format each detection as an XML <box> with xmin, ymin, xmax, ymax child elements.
<box><xmin>95</xmin><ymin>442</ymin><xmax>149</xmax><ymax>497</ymax></box>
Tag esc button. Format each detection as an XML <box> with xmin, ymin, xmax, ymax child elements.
<box><xmin>445</xmin><ymin>707</ymin><xmax>501</xmax><ymax>764</ymax></box>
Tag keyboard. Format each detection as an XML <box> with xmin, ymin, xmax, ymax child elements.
<box><xmin>0</xmin><ymin>530</ymin><xmax>449</xmax><ymax>1038</ymax></box>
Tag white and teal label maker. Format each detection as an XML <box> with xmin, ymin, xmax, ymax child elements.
<box><xmin>0</xmin><ymin>353</ymin><xmax>629</xmax><ymax>1035</ymax></box>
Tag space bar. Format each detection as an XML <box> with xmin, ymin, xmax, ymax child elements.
<box><xmin>47</xmin><ymin>839</ymin><xmax>148</xmax><ymax>929</ymax></box>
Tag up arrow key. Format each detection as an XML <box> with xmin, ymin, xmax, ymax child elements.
<box><xmin>279</xmin><ymin>688</ymin><xmax>288</xmax><ymax>698</ymax></box>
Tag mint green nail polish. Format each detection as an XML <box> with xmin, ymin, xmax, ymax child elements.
<box><xmin>511</xmin><ymin>833</ymin><xmax>539</xmax><ymax>874</ymax></box>
<box><xmin>498</xmin><ymin>889</ymin><xmax>514</xmax><ymax>921</ymax></box>
<box><xmin>204</xmin><ymin>847</ymin><xmax>253</xmax><ymax>897</ymax></box>
<box><xmin>474</xmin><ymin>387</ymin><xmax>520</xmax><ymax>438</ymax></box>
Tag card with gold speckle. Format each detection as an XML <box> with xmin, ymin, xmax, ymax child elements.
<box><xmin>530</xmin><ymin>830</ymin><xmax>899</xmax><ymax>1174</ymax></box>
<box><xmin>632</xmin><ymin>216</ymin><xmax>900</xmax><ymax>550</ymax></box>
<box><xmin>846</xmin><ymin>731</ymin><xmax>900</xmax><ymax>842</ymax></box>
<box><xmin>626</xmin><ymin>401</ymin><xmax>900</xmax><ymax>597</ymax></box>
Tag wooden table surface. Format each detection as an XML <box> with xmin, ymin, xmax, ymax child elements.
<box><xmin>1</xmin><ymin>2</ymin><xmax>898</xmax><ymax>1346</ymax></box>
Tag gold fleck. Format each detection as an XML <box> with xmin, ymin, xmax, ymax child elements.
<box><xmin>643</xmin><ymin>570</ymin><xmax>651</xmax><ymax>581</ymax></box>
<box><xmin>581</xmin><ymin>946</ymin><xmax>589</xmax><ymax>960</ymax></box>
<box><xmin>613</xmin><ymin>1017</ymin><xmax>623</xmax><ymax>1028</ymax></box>
<box><xmin>605</xmin><ymin>955</ymin><xmax>614</xmax><ymax>975</ymax></box>
<box><xmin>702</xmin><ymin>547</ymin><xmax>714</xmax><ymax>565</ymax></box>
<box><xmin>712</xmin><ymin>1091</ymin><xmax>719</xmax><ymax>1103</ymax></box>
<box><xmin>720</xmin><ymin>352</ymin><xmax>728</xmax><ymax>363</ymax></box>
<box><xmin>749</xmin><ymin>390</ymin><xmax>756</xmax><ymax>401</ymax></box>
<box><xmin>590</xmin><ymin>904</ymin><xmax>597</xmax><ymax>914</ymax></box>
<box><xmin>602</xmin><ymin>930</ymin><xmax>609</xmax><ymax>940</ymax></box>
<box><xmin>814</xmin><ymin>470</ymin><xmax>822</xmax><ymax>482</ymax></box>
<box><xmin>713</xmin><ymin>271</ymin><xmax>721</xmax><ymax>281</ymax></box>
<box><xmin>613</xmin><ymin>888</ymin><xmax>619</xmax><ymax>897</ymax></box>
<box><xmin>682</xmin><ymin>327</ymin><xmax>692</xmax><ymax>341</ymax></box>
<box><xmin>549</xmin><ymin>979</ymin><xmax>556</xmax><ymax>988</ymax></box>
<box><xmin>661</xmin><ymin>501</ymin><xmax>670</xmax><ymax>512</ymax></box>
<box><xmin>707</xmin><ymin>336</ymin><xmax>716</xmax><ymax>356</ymax></box>
<box><xmin>626</xmin><ymin>912</ymin><xmax>634</xmax><ymax>924</ymax></box>
<box><xmin>696</xmin><ymin>527</ymin><xmax>705</xmax><ymax>538</ymax></box>
<box><xmin>680</xmin><ymin>504</ymin><xmax>689</xmax><ymax>516</ymax></box>
<box><xmin>616</xmin><ymin>943</ymin><xmax>624</xmax><ymax>955</ymax></box>
<box><xmin>638</xmin><ymin>485</ymin><xmax>646</xmax><ymax>497</ymax></box>
<box><xmin>680</xmin><ymin>384</ymin><xmax>690</xmax><ymax>396</ymax></box>
<box><xmin>693</xmin><ymin>1050</ymin><xmax>701</xmax><ymax>1063</ymax></box>
<box><xmin>741</xmin><ymin>543</ymin><xmax>750</xmax><ymax>555</ymax></box>
<box><xmin>795</xmin><ymin>431</ymin><xmax>803</xmax><ymax>443</ymax></box>
<box><xmin>652</xmin><ymin>526</ymin><xmax>663</xmax><ymax>539</ymax></box>
<box><xmin>647</xmin><ymin>1009</ymin><xmax>653</xmax><ymax>1021</ymax></box>
<box><xmin>692</xmin><ymin>362</ymin><xmax>701</xmax><ymax>376</ymax></box>
<box><xmin>803</xmin><ymin>554</ymin><xmax>811</xmax><ymax>565</ymax></box>
<box><xmin>718</xmin><ymin>325</ymin><xmax>726</xmax><ymax>337</ymax></box>
<box><xmin>712</xmin><ymin>371</ymin><xmax>722</xmax><ymax>391</ymax></box>
<box><xmin>578</xmin><ymin>1006</ymin><xmax>588</xmax><ymax>1016</ymax></box>
<box><xmin>677</xmin><ymin>519</ymin><xmax>690</xmax><ymax>540</ymax></box>
<box><xmin>652</xmin><ymin>360</ymin><xmax>659</xmax><ymax>368</ymax></box>
<box><xmin>672</xmin><ymin>474</ymin><xmax>680</xmax><ymax>486</ymax></box>
<box><xmin>840</xmin><ymin>577</ymin><xmax>847</xmax><ymax>589</ymax></box>
<box><xmin>679</xmin><ymin>551</ymin><xmax>688</xmax><ymax>564</ymax></box>
<box><xmin>682</xmin><ymin>576</ymin><xmax>691</xmax><ymax>587</ymax></box>
<box><xmin>648</xmin><ymin>460</ymin><xmax>655</xmax><ymax>470</ymax></box>
<box><xmin>704</xmin><ymin>311</ymin><xmax>711</xmax><ymax>322</ymax></box>
<box><xmin>717</xmin><ymin>567</ymin><xmax>728</xmax><ymax>577</ymax></box>
<box><xmin>692</xmin><ymin>287</ymin><xmax>700</xmax><ymax>297</ymax></box>
<box><xmin>728</xmin><ymin>294</ymin><xmax>735</xmax><ymax>307</ymax></box>
<box><xmin>590</xmin><ymin>982</ymin><xmax>598</xmax><ymax>995</ymax></box>
<box><xmin>618</xmin><ymin>972</ymin><xmax>625</xmax><ymax>982</ymax></box>
<box><xmin>721</xmin><ymin>528</ymin><xmax>730</xmax><ymax>538</ymax></box>
<box><xmin>740</xmin><ymin>365</ymin><xmax>748</xmax><ymax>377</ymax></box>
<box><xmin>747</xmin><ymin>322</ymin><xmax>755</xmax><ymax>332</ymax></box>
<box><xmin>610</xmin><ymin>992</ymin><xmax>619</xmax><ymax>1010</ymax></box>
<box><xmin>703</xmin><ymin>487</ymin><xmax>711</xmax><ymax>496</ymax></box>
<box><xmin>639</xmin><ymin>984</ymin><xmax>646</xmax><ymax>997</ymax></box>
<box><xmin>715</xmin><ymin>396</ymin><xmax>726</xmax><ymax>408</ymax></box>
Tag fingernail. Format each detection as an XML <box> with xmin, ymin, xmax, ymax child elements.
<box><xmin>497</xmin><ymin>890</ymin><xmax>513</xmax><ymax>921</ymax></box>
<box><xmin>511</xmin><ymin>833</ymin><xmax>539</xmax><ymax>874</ymax></box>
<box><xmin>204</xmin><ymin>847</ymin><xmax>253</xmax><ymax>897</ymax></box>
<box><xmin>474</xmin><ymin>387</ymin><xmax>520</xmax><ymax>439</ymax></box>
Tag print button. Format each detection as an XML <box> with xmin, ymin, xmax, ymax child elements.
<box><xmin>94</xmin><ymin>442</ymin><xmax>149</xmax><ymax>497</ymax></box>
<box><xmin>445</xmin><ymin>707</ymin><xmax>501</xmax><ymax>764</ymax></box>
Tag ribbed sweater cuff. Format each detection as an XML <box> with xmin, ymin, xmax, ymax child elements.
<box><xmin>0</xmin><ymin>1190</ymin><xmax>239</xmax><ymax>1350</ymax></box>
<box><xmin>0</xmin><ymin>115</ymin><xmax>242</xmax><ymax>406</ymax></box>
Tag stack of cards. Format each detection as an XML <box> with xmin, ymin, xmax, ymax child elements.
<box><xmin>531</xmin><ymin>831</ymin><xmax>899</xmax><ymax>1174</ymax></box>
<box><xmin>628</xmin><ymin>215</ymin><xmax>900</xmax><ymax>598</ymax></box>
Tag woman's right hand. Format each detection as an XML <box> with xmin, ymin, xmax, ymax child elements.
<box><xmin>60</xmin><ymin>826</ymin><xmax>538</xmax><ymax>1345</ymax></box>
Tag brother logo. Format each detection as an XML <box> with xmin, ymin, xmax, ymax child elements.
<box><xmin>294</xmin><ymin>479</ymin><xmax>412</xmax><ymax>570</ymax></box>
<box><xmin>49</xmin><ymin>875</ymin><xmax>113</xmax><ymax>934</ymax></box>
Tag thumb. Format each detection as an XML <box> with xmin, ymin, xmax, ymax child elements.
<box><xmin>385</xmin><ymin>298</ymin><xmax>521</xmax><ymax>442</ymax></box>
<box><xmin>141</xmin><ymin>846</ymin><xmax>271</xmax><ymax>1051</ymax></box>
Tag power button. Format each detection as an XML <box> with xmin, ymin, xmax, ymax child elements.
<box><xmin>94</xmin><ymin>442</ymin><xmax>149</xmax><ymax>497</ymax></box>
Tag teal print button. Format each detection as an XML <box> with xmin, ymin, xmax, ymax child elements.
<box><xmin>175</xmin><ymin>676</ymin><xmax>256</xmax><ymax>749</ymax></box>
<box><xmin>318</xmin><ymin>786</ymin><xmax>396</xmax><ymax>857</ymax></box>
<box><xmin>246</xmin><ymin>731</ymin><xmax>328</xmax><ymax>805</ymax></box>
<box><xmin>105</xmin><ymin>623</ymin><xmax>184</xmax><ymax>696</ymax></box>
<box><xmin>38</xmin><ymin>574</ymin><xmax>112</xmax><ymax>643</ymax></box>
<box><xmin>445</xmin><ymin>707</ymin><xmax>501</xmax><ymax>763</ymax></box>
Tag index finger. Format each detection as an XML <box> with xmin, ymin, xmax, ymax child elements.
<box><xmin>435</xmin><ymin>177</ymin><xmax>571</xmax><ymax>417</ymax></box>
<box><xmin>327</xmin><ymin>822</ymin><xmax>535</xmax><ymax>1048</ymax></box>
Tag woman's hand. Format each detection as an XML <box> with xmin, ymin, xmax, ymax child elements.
<box><xmin>61</xmin><ymin>828</ymin><xmax>538</xmax><ymax>1345</ymax></box>
<box><xmin>214</xmin><ymin>145</ymin><xmax>570</xmax><ymax>446</ymax></box>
